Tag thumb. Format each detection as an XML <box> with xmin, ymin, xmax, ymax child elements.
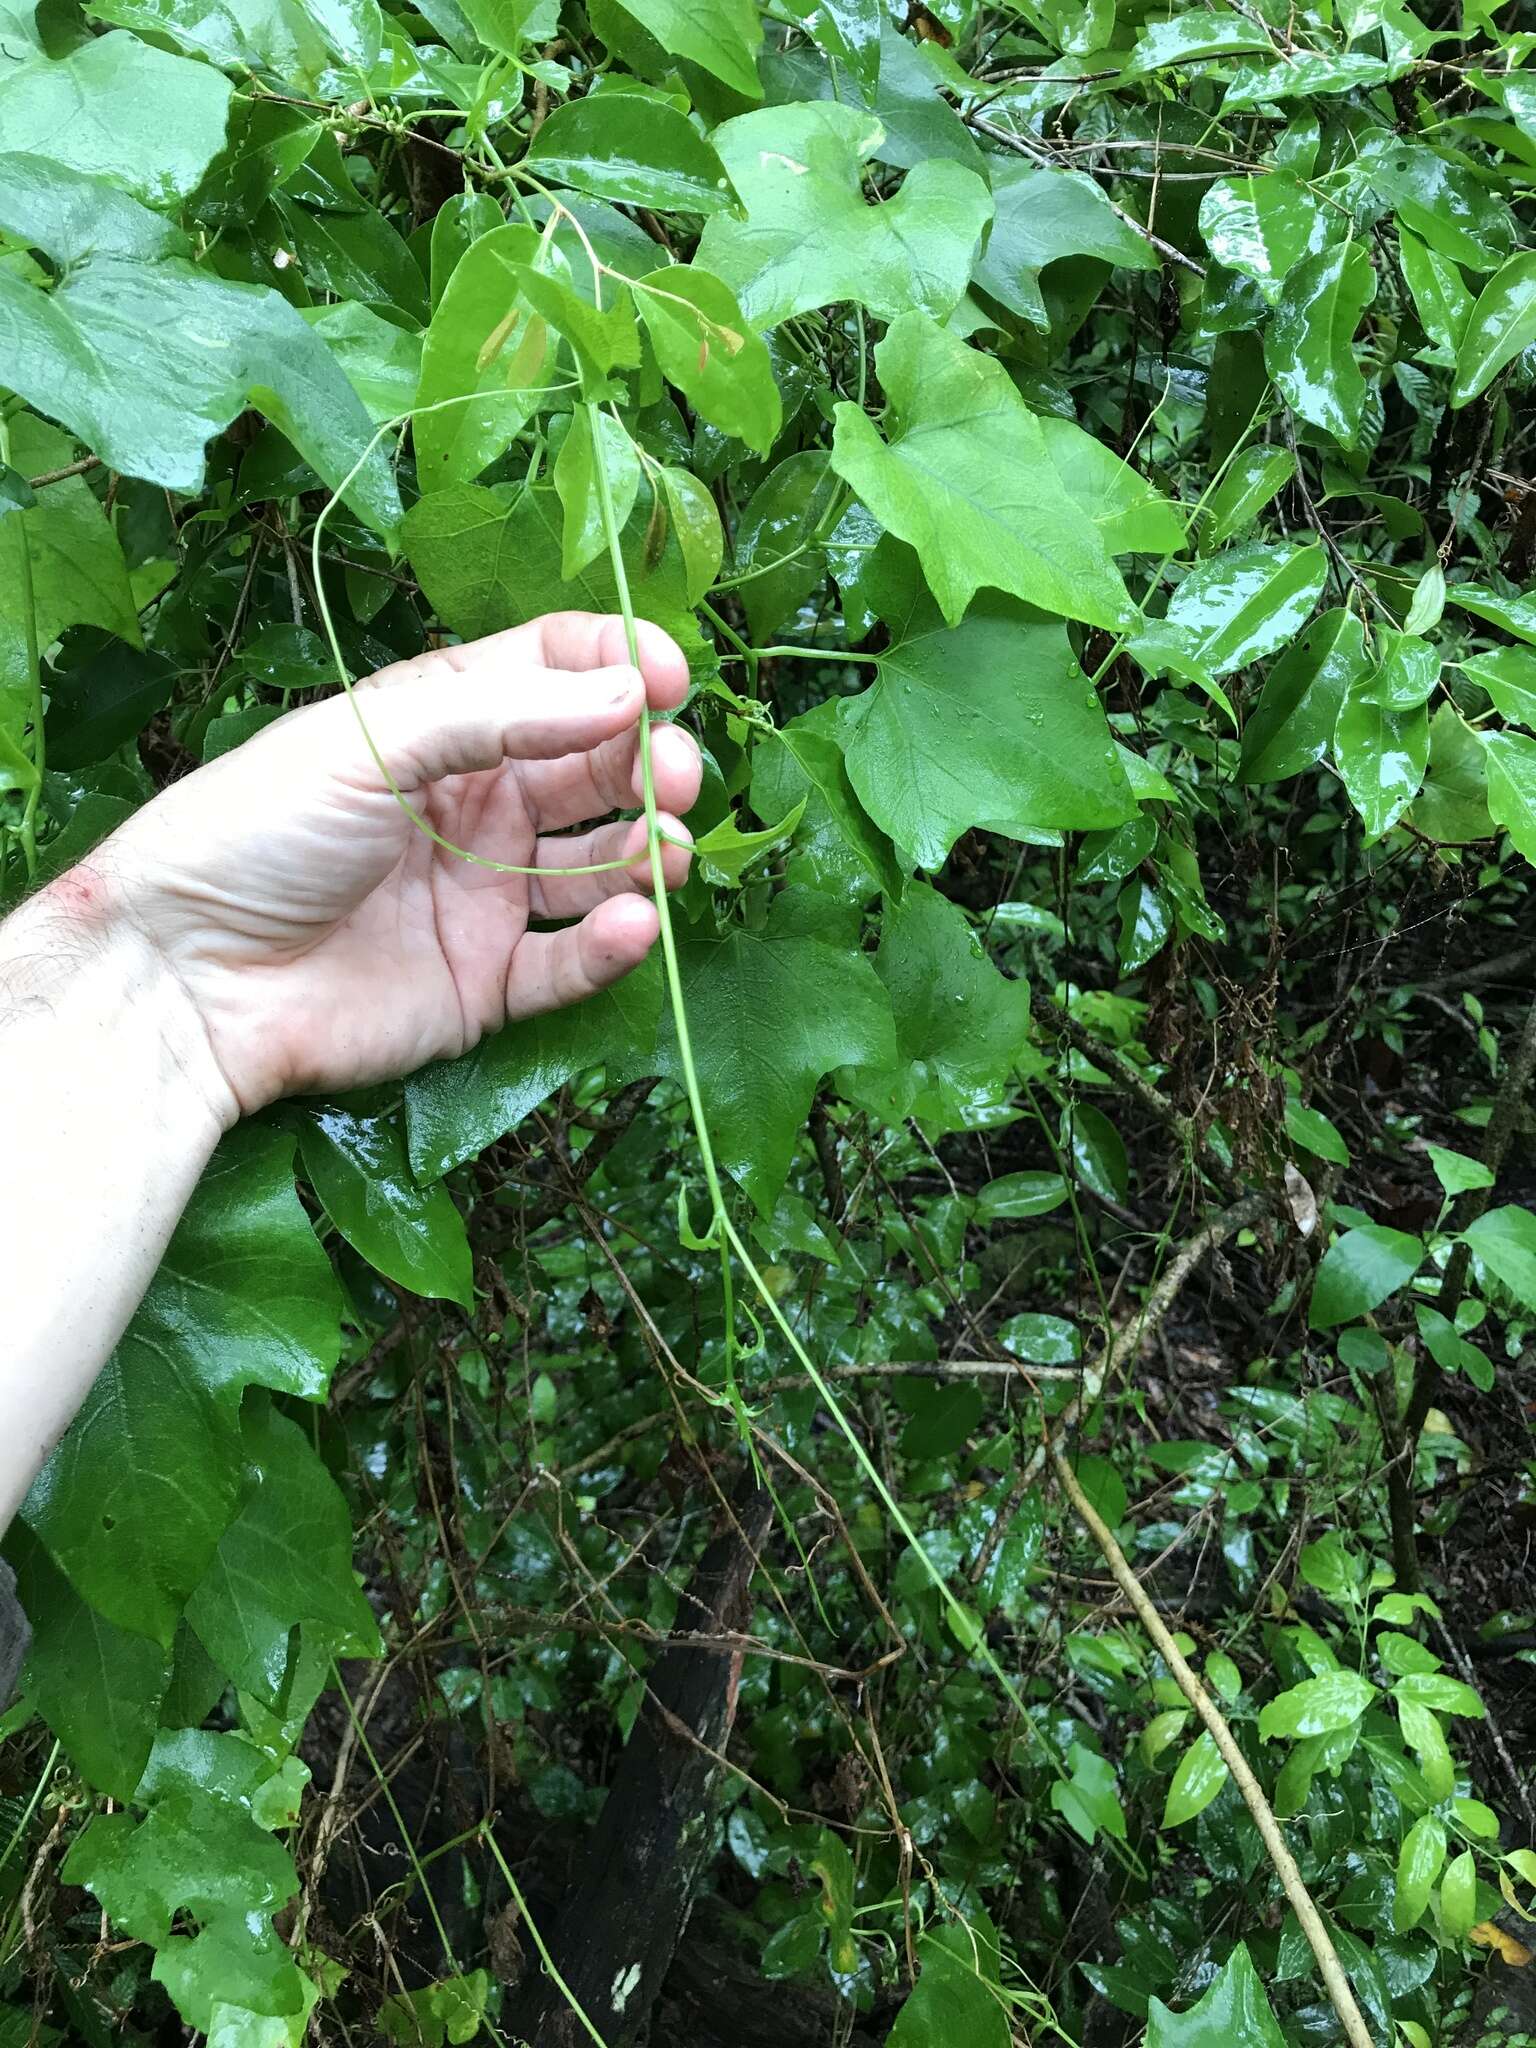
<box><xmin>310</xmin><ymin>655</ymin><xmax>648</xmax><ymax>793</ymax></box>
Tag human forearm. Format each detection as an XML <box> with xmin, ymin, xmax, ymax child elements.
<box><xmin>0</xmin><ymin>876</ymin><xmax>236</xmax><ymax>1528</ymax></box>
<box><xmin>0</xmin><ymin>614</ymin><xmax>696</xmax><ymax>1530</ymax></box>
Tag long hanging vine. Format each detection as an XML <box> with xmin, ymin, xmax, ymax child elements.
<box><xmin>300</xmin><ymin>249</ymin><xmax>1401</xmax><ymax>2041</ymax></box>
<box><xmin>308</xmin><ymin>251</ymin><xmax>1079</xmax><ymax>1786</ymax></box>
<box><xmin>8</xmin><ymin>4</ymin><xmax>1536</xmax><ymax>2042</ymax></box>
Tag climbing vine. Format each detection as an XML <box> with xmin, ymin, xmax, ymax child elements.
<box><xmin>4</xmin><ymin>0</ymin><xmax>1536</xmax><ymax>2043</ymax></box>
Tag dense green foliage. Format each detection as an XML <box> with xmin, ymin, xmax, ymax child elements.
<box><xmin>3</xmin><ymin>0</ymin><xmax>1536</xmax><ymax>2042</ymax></box>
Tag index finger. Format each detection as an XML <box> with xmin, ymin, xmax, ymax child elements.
<box><xmin>519</xmin><ymin>611</ymin><xmax>691</xmax><ymax>708</ymax></box>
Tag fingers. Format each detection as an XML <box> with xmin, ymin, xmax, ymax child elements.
<box><xmin>365</xmin><ymin>616</ymin><xmax>690</xmax><ymax>712</ymax></box>
<box><xmin>529</xmin><ymin>813</ymin><xmax>693</xmax><ymax>919</ymax></box>
<box><xmin>522</xmin><ymin>718</ymin><xmax>702</xmax><ymax>832</ymax></box>
<box><xmin>330</xmin><ymin>615</ymin><xmax>694</xmax><ymax>803</ymax></box>
<box><xmin>514</xmin><ymin>613</ymin><xmax>691</xmax><ymax>709</ymax></box>
<box><xmin>640</xmin><ymin>721</ymin><xmax>702</xmax><ymax>812</ymax></box>
<box><xmin>316</xmin><ymin>662</ymin><xmax>649</xmax><ymax>792</ymax></box>
<box><xmin>505</xmin><ymin>895</ymin><xmax>662</xmax><ymax>1020</ymax></box>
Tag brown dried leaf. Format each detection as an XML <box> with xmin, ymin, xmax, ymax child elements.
<box><xmin>1284</xmin><ymin>1162</ymin><xmax>1318</xmax><ymax>1238</ymax></box>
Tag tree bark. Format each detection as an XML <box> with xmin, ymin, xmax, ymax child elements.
<box><xmin>502</xmin><ymin>1482</ymin><xmax>773</xmax><ymax>2047</ymax></box>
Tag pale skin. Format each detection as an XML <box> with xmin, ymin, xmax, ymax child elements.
<box><xmin>0</xmin><ymin>610</ymin><xmax>700</xmax><ymax>1530</ymax></box>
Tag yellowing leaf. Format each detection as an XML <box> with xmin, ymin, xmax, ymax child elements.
<box><xmin>635</xmin><ymin>264</ymin><xmax>781</xmax><ymax>455</ymax></box>
<box><xmin>1471</xmin><ymin>1923</ymin><xmax>1534</xmax><ymax>1965</ymax></box>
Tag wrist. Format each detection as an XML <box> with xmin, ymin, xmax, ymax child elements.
<box><xmin>2</xmin><ymin>865</ymin><xmax>243</xmax><ymax>1139</ymax></box>
<box><xmin>0</xmin><ymin>864</ymin><xmax>240</xmax><ymax>1516</ymax></box>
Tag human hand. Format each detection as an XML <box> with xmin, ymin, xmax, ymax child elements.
<box><xmin>54</xmin><ymin>613</ymin><xmax>700</xmax><ymax>1123</ymax></box>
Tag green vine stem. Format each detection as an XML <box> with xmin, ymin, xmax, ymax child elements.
<box><xmin>0</xmin><ymin>1737</ymin><xmax>59</xmax><ymax>1960</ymax></box>
<box><xmin>480</xmin><ymin>1826</ymin><xmax>611</xmax><ymax>2048</ymax></box>
<box><xmin>584</xmin><ymin>395</ymin><xmax>744</xmax><ymax>1410</ymax></box>
<box><xmin>310</xmin><ymin>393</ymin><xmax>660</xmax><ymax>884</ymax></box>
<box><xmin>0</xmin><ymin>404</ymin><xmax>45</xmax><ymax>879</ymax></box>
<box><xmin>581</xmin><ymin>392</ymin><xmax>1136</xmax><ymax>1865</ymax></box>
<box><xmin>306</xmin><ymin>322</ymin><xmax>1125</xmax><ymax>1848</ymax></box>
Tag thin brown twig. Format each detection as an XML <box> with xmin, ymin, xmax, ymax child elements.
<box><xmin>1433</xmin><ymin>1617</ymin><xmax>1536</xmax><ymax>1836</ymax></box>
<box><xmin>18</xmin><ymin>1808</ymin><xmax>67</xmax><ymax>1958</ymax></box>
<box><xmin>1018</xmin><ymin>1191</ymin><xmax>1272</xmax><ymax>1491</ymax></box>
<box><xmin>755</xmin><ymin>1358</ymin><xmax>1082</xmax><ymax>1391</ymax></box>
<box><xmin>295</xmin><ymin>1659</ymin><xmax>392</xmax><ymax>1957</ymax></box>
<box><xmin>1414</xmin><ymin>940</ymin><xmax>1536</xmax><ymax>995</ymax></box>
<box><xmin>479</xmin><ymin>1603</ymin><xmax>904</xmax><ymax>1683</ymax></box>
<box><xmin>1049</xmin><ymin>1443</ymin><xmax>1374</xmax><ymax>2048</ymax></box>
<box><xmin>967</xmin><ymin>114</ymin><xmax>1208</xmax><ymax>276</ymax></box>
<box><xmin>197</xmin><ymin>524</ymin><xmax>265</xmax><ymax>715</ymax></box>
<box><xmin>568</xmin><ymin>1191</ymin><xmax>907</xmax><ymax>1651</ymax></box>
<box><xmin>967</xmin><ymin>1459</ymin><xmax>1037</xmax><ymax>1594</ymax></box>
<box><xmin>26</xmin><ymin>456</ymin><xmax>101</xmax><ymax>489</ymax></box>
<box><xmin>1032</xmin><ymin>990</ymin><xmax>1218</xmax><ymax>1177</ymax></box>
<box><xmin>414</xmin><ymin>1376</ymin><xmax>483</xmax><ymax>1653</ymax></box>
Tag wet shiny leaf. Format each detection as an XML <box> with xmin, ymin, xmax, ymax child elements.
<box><xmin>1452</xmin><ymin>251</ymin><xmax>1536</xmax><ymax>406</ymax></box>
<box><xmin>1333</xmin><ymin>685</ymin><xmax>1428</xmax><ymax>839</ymax></box>
<box><xmin>1168</xmin><ymin>542</ymin><xmax>1328</xmax><ymax>677</ymax></box>
<box><xmin>1308</xmin><ymin>1224</ymin><xmax>1423</xmax><ymax>1328</ymax></box>
<box><xmin>1265</xmin><ymin>239</ymin><xmax>1377</xmax><ymax>443</ymax></box>
<box><xmin>1239</xmin><ymin>609</ymin><xmax>1371</xmax><ymax>783</ymax></box>
<box><xmin>1199</xmin><ymin>174</ymin><xmax>1328</xmax><ymax>297</ymax></box>
<box><xmin>300</xmin><ymin>1106</ymin><xmax>474</xmax><ymax>1309</ymax></box>
<box><xmin>1146</xmin><ymin>1943</ymin><xmax>1286</xmax><ymax>2048</ymax></box>
<box><xmin>527</xmin><ymin>93</ymin><xmax>739</xmax><ymax>214</ymax></box>
<box><xmin>611</xmin><ymin>0</ymin><xmax>761</xmax><ymax>94</ymax></box>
